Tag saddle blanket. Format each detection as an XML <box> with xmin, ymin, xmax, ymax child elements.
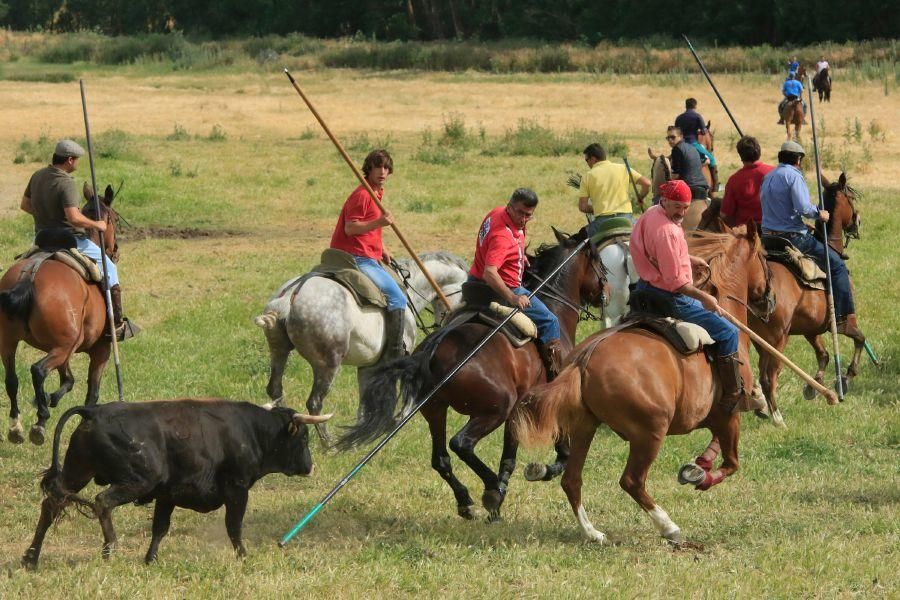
<box><xmin>16</xmin><ymin>246</ymin><xmax>103</xmax><ymax>283</ymax></box>
<box><xmin>443</xmin><ymin>302</ymin><xmax>537</xmax><ymax>348</ymax></box>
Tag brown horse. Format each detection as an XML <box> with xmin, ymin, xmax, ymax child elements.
<box><xmin>696</xmin><ymin>119</ymin><xmax>719</xmax><ymax>195</ymax></box>
<box><xmin>750</xmin><ymin>175</ymin><xmax>866</xmax><ymax>427</ymax></box>
<box><xmin>0</xmin><ymin>185</ymin><xmax>120</xmax><ymax>445</ymax></box>
<box><xmin>812</xmin><ymin>67</ymin><xmax>831</xmax><ymax>102</ymax></box>
<box><xmin>781</xmin><ymin>99</ymin><xmax>804</xmax><ymax>141</ymax></box>
<box><xmin>512</xmin><ymin>227</ymin><xmax>767</xmax><ymax>545</ymax></box>
<box><xmin>336</xmin><ymin>229</ymin><xmax>606</xmax><ymax>521</ymax></box>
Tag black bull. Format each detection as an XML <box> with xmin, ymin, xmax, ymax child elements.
<box><xmin>22</xmin><ymin>399</ymin><xmax>330</xmax><ymax>568</ymax></box>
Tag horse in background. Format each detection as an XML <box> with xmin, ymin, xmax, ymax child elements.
<box><xmin>254</xmin><ymin>251</ymin><xmax>468</xmax><ymax>446</ymax></box>
<box><xmin>781</xmin><ymin>99</ymin><xmax>804</xmax><ymax>141</ymax></box>
<box><xmin>696</xmin><ymin>120</ymin><xmax>719</xmax><ymax>195</ymax></box>
<box><xmin>512</xmin><ymin>227</ymin><xmax>767</xmax><ymax>545</ymax></box>
<box><xmin>648</xmin><ymin>147</ymin><xmax>708</xmax><ymax>231</ymax></box>
<box><xmin>812</xmin><ymin>67</ymin><xmax>832</xmax><ymax>102</ymax></box>
<box><xmin>0</xmin><ymin>185</ymin><xmax>120</xmax><ymax>445</ymax></box>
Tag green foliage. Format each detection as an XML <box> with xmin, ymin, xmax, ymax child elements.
<box><xmin>488</xmin><ymin>119</ymin><xmax>626</xmax><ymax>157</ymax></box>
<box><xmin>204</xmin><ymin>124</ymin><xmax>228</xmax><ymax>142</ymax></box>
<box><xmin>13</xmin><ymin>132</ymin><xmax>52</xmax><ymax>163</ymax></box>
<box><xmin>166</xmin><ymin>123</ymin><xmax>191</xmax><ymax>141</ymax></box>
<box><xmin>1</xmin><ymin>70</ymin><xmax>75</xmax><ymax>82</ymax></box>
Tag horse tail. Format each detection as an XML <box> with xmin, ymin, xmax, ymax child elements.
<box><xmin>0</xmin><ymin>279</ymin><xmax>35</xmax><ymax>323</ymax></box>
<box><xmin>40</xmin><ymin>405</ymin><xmax>93</xmax><ymax>499</ymax></box>
<box><xmin>335</xmin><ymin>326</ymin><xmax>454</xmax><ymax>451</ymax></box>
<box><xmin>512</xmin><ymin>363</ymin><xmax>585</xmax><ymax>449</ymax></box>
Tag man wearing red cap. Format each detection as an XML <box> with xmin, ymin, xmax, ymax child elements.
<box><xmin>630</xmin><ymin>179</ymin><xmax>745</xmax><ymax>412</ymax></box>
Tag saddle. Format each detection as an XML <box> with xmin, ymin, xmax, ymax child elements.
<box><xmin>623</xmin><ymin>288</ymin><xmax>714</xmax><ymax>355</ymax></box>
<box><xmin>441</xmin><ymin>281</ymin><xmax>537</xmax><ymax>348</ymax></box>
<box><xmin>761</xmin><ymin>235</ymin><xmax>827</xmax><ymax>290</ymax></box>
<box><xmin>301</xmin><ymin>248</ymin><xmax>405</xmax><ymax>308</ymax></box>
<box><xmin>588</xmin><ymin>216</ymin><xmax>632</xmax><ymax>252</ymax></box>
<box><xmin>15</xmin><ymin>231</ymin><xmax>103</xmax><ymax>284</ymax></box>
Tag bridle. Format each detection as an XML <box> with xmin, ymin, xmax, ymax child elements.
<box><xmin>389</xmin><ymin>258</ymin><xmax>463</xmax><ymax>333</ymax></box>
<box><xmin>826</xmin><ymin>185</ymin><xmax>861</xmax><ymax>252</ymax></box>
<box><xmin>531</xmin><ymin>242</ymin><xmax>605</xmax><ymax>322</ymax></box>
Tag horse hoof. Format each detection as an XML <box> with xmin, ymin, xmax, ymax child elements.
<box><xmin>29</xmin><ymin>425</ymin><xmax>46</xmax><ymax>446</ymax></box>
<box><xmin>677</xmin><ymin>463</ymin><xmax>706</xmax><ymax>486</ymax></box>
<box><xmin>8</xmin><ymin>427</ymin><xmax>25</xmax><ymax>445</ymax></box>
<box><xmin>753</xmin><ymin>408</ymin><xmax>770</xmax><ymax>420</ymax></box>
<box><xmin>21</xmin><ymin>550</ymin><xmax>38</xmax><ymax>570</ymax></box>
<box><xmin>523</xmin><ymin>463</ymin><xmax>548</xmax><ymax>482</ymax></box>
<box><xmin>485</xmin><ymin>511</ymin><xmax>502</xmax><ymax>524</ymax></box>
<box><xmin>457</xmin><ymin>504</ymin><xmax>475</xmax><ymax>520</ymax></box>
<box><xmin>663</xmin><ymin>529</ymin><xmax>683</xmax><ymax>545</ymax></box>
<box><xmin>803</xmin><ymin>384</ymin><xmax>817</xmax><ymax>401</ymax></box>
<box><xmin>771</xmin><ymin>410</ymin><xmax>787</xmax><ymax>429</ymax></box>
<box><xmin>481</xmin><ymin>489</ymin><xmax>504</xmax><ymax>513</ymax></box>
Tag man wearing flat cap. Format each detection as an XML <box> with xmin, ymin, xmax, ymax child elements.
<box><xmin>21</xmin><ymin>139</ymin><xmax>136</xmax><ymax>340</ymax></box>
<box><xmin>760</xmin><ymin>140</ymin><xmax>856</xmax><ymax>332</ymax></box>
<box><xmin>630</xmin><ymin>179</ymin><xmax>750</xmax><ymax>413</ymax></box>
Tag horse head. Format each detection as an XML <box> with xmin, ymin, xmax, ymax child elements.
<box><xmin>697</xmin><ymin>120</ymin><xmax>715</xmax><ymax>153</ymax></box>
<box><xmin>647</xmin><ymin>147</ymin><xmax>672</xmax><ymax>203</ymax></box>
<box><xmin>82</xmin><ymin>183</ymin><xmax>120</xmax><ymax>262</ymax></box>
<box><xmin>823</xmin><ymin>172</ymin><xmax>860</xmax><ymax>258</ymax></box>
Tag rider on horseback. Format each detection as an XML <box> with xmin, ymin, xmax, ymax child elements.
<box><xmin>468</xmin><ymin>188</ymin><xmax>563</xmax><ymax>378</ymax></box>
<box><xmin>667</xmin><ymin>126</ymin><xmax>709</xmax><ymax>201</ymax></box>
<box><xmin>760</xmin><ymin>141</ymin><xmax>857</xmax><ymax>333</ymax></box>
<box><xmin>630</xmin><ymin>180</ymin><xmax>747</xmax><ymax>413</ymax></box>
<box><xmin>20</xmin><ymin>140</ymin><xmax>136</xmax><ymax>341</ymax></box>
<box><xmin>674</xmin><ymin>98</ymin><xmax>708</xmax><ymax>145</ymax></box>
<box><xmin>721</xmin><ymin>136</ymin><xmax>775</xmax><ymax>228</ymax></box>
<box><xmin>330</xmin><ymin>149</ymin><xmax>408</xmax><ymax>362</ymax></box>
<box><xmin>778</xmin><ymin>73</ymin><xmax>806</xmax><ymax>125</ymax></box>
<box><xmin>578</xmin><ymin>142</ymin><xmax>650</xmax><ymax>232</ymax></box>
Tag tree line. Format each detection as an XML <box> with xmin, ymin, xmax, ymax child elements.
<box><xmin>1</xmin><ymin>0</ymin><xmax>897</xmax><ymax>45</ymax></box>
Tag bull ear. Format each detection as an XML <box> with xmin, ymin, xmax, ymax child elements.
<box><xmin>83</xmin><ymin>182</ymin><xmax>94</xmax><ymax>201</ymax></box>
<box><xmin>104</xmin><ymin>185</ymin><xmax>114</xmax><ymax>206</ymax></box>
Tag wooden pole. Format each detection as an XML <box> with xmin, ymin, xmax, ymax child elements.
<box><xmin>283</xmin><ymin>69</ymin><xmax>452</xmax><ymax>311</ymax></box>
<box><xmin>720</xmin><ymin>307</ymin><xmax>839</xmax><ymax>405</ymax></box>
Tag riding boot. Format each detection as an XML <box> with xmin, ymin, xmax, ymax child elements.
<box><xmin>836</xmin><ymin>313</ymin><xmax>858</xmax><ymax>335</ymax></box>
<box><xmin>714</xmin><ymin>352</ymin><xmax>746</xmax><ymax>414</ymax></box>
<box><xmin>381</xmin><ymin>310</ymin><xmax>407</xmax><ymax>363</ymax></box>
<box><xmin>109</xmin><ymin>285</ymin><xmax>140</xmax><ymax>341</ymax></box>
<box><xmin>537</xmin><ymin>339</ymin><xmax>563</xmax><ymax>381</ymax></box>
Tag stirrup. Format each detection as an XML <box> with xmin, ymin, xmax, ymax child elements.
<box><xmin>114</xmin><ymin>318</ymin><xmax>141</xmax><ymax>341</ymax></box>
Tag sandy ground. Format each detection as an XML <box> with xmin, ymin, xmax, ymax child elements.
<box><xmin>1</xmin><ymin>70</ymin><xmax>897</xmax><ymax>202</ymax></box>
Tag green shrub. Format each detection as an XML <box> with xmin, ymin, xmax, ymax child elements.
<box><xmin>2</xmin><ymin>71</ymin><xmax>76</xmax><ymax>83</ymax></box>
<box><xmin>14</xmin><ymin>133</ymin><xmax>53</xmax><ymax>164</ymax></box>
<box><xmin>204</xmin><ymin>124</ymin><xmax>228</xmax><ymax>141</ymax></box>
<box><xmin>93</xmin><ymin>129</ymin><xmax>134</xmax><ymax>159</ymax></box>
<box><xmin>166</xmin><ymin>123</ymin><xmax>191</xmax><ymax>141</ymax></box>
<box><xmin>488</xmin><ymin>119</ymin><xmax>626</xmax><ymax>157</ymax></box>
<box><xmin>37</xmin><ymin>33</ymin><xmax>102</xmax><ymax>63</ymax></box>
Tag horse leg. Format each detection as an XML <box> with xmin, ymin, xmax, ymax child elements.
<box><xmin>421</xmin><ymin>402</ymin><xmax>475</xmax><ymax>519</ymax></box>
<box><xmin>759</xmin><ymin>338</ymin><xmax>789</xmax><ymax>428</ymax></box>
<box><xmin>802</xmin><ymin>334</ymin><xmax>829</xmax><ymax>401</ymax></box>
<box><xmin>449</xmin><ymin>413</ymin><xmax>508</xmax><ymax>522</ymax></box>
<box><xmin>677</xmin><ymin>437</ymin><xmax>720</xmax><ymax>486</ymax></box>
<box><xmin>696</xmin><ymin>415</ymin><xmax>741</xmax><ymax>491</ymax></box>
<box><xmin>840</xmin><ymin>317</ymin><xmax>867</xmax><ymax>390</ymax></box>
<box><xmin>84</xmin><ymin>343</ymin><xmax>111</xmax><ymax>406</ymax></box>
<box><xmin>307</xmin><ymin>362</ymin><xmax>340</xmax><ymax>447</ymax></box>
<box><xmin>620</xmin><ymin>435</ymin><xmax>683</xmax><ymax>544</ymax></box>
<box><xmin>495</xmin><ymin>424</ymin><xmax>518</xmax><ymax>504</ymax></box>
<box><xmin>29</xmin><ymin>349</ymin><xmax>71</xmax><ymax>444</ymax></box>
<box><xmin>1</xmin><ymin>341</ymin><xmax>24</xmax><ymax>444</ymax></box>
<box><xmin>560</xmin><ymin>421</ymin><xmax>605</xmax><ymax>543</ymax></box>
<box><xmin>263</xmin><ymin>334</ymin><xmax>292</xmax><ymax>407</ymax></box>
<box><xmin>524</xmin><ymin>438</ymin><xmax>570</xmax><ymax>482</ymax></box>
<box><xmin>48</xmin><ymin>362</ymin><xmax>75</xmax><ymax>408</ymax></box>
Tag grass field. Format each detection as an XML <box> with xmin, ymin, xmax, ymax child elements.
<box><xmin>0</xmin><ymin>57</ymin><xmax>897</xmax><ymax>599</ymax></box>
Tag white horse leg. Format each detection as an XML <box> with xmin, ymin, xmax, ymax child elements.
<box><xmin>600</xmin><ymin>245</ymin><xmax>630</xmax><ymax>327</ymax></box>
<box><xmin>8</xmin><ymin>416</ymin><xmax>24</xmax><ymax>444</ymax></box>
<box><xmin>575</xmin><ymin>505</ymin><xmax>607</xmax><ymax>544</ymax></box>
<box><xmin>645</xmin><ymin>504</ymin><xmax>682</xmax><ymax>543</ymax></box>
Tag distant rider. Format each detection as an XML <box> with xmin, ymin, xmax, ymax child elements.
<box><xmin>674</xmin><ymin>98</ymin><xmax>707</xmax><ymax>145</ymax></box>
<box><xmin>778</xmin><ymin>73</ymin><xmax>806</xmax><ymax>124</ymax></box>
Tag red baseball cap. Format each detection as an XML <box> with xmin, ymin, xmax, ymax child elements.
<box><xmin>660</xmin><ymin>180</ymin><xmax>691</xmax><ymax>204</ymax></box>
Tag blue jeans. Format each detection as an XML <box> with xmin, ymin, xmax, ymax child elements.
<box><xmin>75</xmin><ymin>237</ymin><xmax>118</xmax><ymax>287</ymax></box>
<box><xmin>636</xmin><ymin>281</ymin><xmax>738</xmax><ymax>356</ymax></box>
<box><xmin>354</xmin><ymin>257</ymin><xmax>407</xmax><ymax>312</ymax></box>
<box><xmin>511</xmin><ymin>286</ymin><xmax>560</xmax><ymax>344</ymax></box>
<box><xmin>783</xmin><ymin>231</ymin><xmax>854</xmax><ymax>317</ymax></box>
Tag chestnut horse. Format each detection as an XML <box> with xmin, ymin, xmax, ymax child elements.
<box><xmin>781</xmin><ymin>99</ymin><xmax>804</xmax><ymax>141</ymax></box>
<box><xmin>0</xmin><ymin>185</ymin><xmax>119</xmax><ymax>445</ymax></box>
<box><xmin>336</xmin><ymin>229</ymin><xmax>606</xmax><ymax>521</ymax></box>
<box><xmin>513</xmin><ymin>227</ymin><xmax>767</xmax><ymax>545</ymax></box>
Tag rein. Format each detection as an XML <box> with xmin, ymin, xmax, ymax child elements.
<box><xmin>528</xmin><ymin>246</ymin><xmax>604</xmax><ymax>323</ymax></box>
<box><xmin>389</xmin><ymin>259</ymin><xmax>462</xmax><ymax>333</ymax></box>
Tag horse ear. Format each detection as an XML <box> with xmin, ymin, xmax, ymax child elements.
<box><xmin>838</xmin><ymin>172</ymin><xmax>847</xmax><ymax>187</ymax></box>
<box><xmin>647</xmin><ymin>147</ymin><xmax>657</xmax><ymax>160</ymax></box>
<box><xmin>103</xmin><ymin>185</ymin><xmax>114</xmax><ymax>206</ymax></box>
<box><xmin>551</xmin><ymin>226</ymin><xmax>569</xmax><ymax>244</ymax></box>
<box><xmin>83</xmin><ymin>182</ymin><xmax>94</xmax><ymax>201</ymax></box>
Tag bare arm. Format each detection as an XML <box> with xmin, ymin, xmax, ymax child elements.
<box><xmin>578</xmin><ymin>196</ymin><xmax>593</xmax><ymax>214</ymax></box>
<box><xmin>483</xmin><ymin>265</ymin><xmax>529</xmax><ymax>310</ymax></box>
<box><xmin>676</xmin><ymin>282</ymin><xmax>721</xmax><ymax>315</ymax></box>
<box><xmin>63</xmin><ymin>206</ymin><xmax>106</xmax><ymax>232</ymax></box>
<box><xmin>20</xmin><ymin>195</ymin><xmax>33</xmax><ymax>215</ymax></box>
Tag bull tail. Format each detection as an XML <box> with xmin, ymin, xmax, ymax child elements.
<box><xmin>40</xmin><ymin>406</ymin><xmax>93</xmax><ymax>499</ymax></box>
<box><xmin>513</xmin><ymin>362</ymin><xmax>587</xmax><ymax>449</ymax></box>
<box><xmin>0</xmin><ymin>279</ymin><xmax>35</xmax><ymax>323</ymax></box>
<box><xmin>335</xmin><ymin>327</ymin><xmax>453</xmax><ymax>451</ymax></box>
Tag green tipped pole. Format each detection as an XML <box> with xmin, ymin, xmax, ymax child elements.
<box><xmin>279</xmin><ymin>237</ymin><xmax>592</xmax><ymax>547</ymax></box>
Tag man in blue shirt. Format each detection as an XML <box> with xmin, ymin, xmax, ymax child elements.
<box><xmin>788</xmin><ymin>56</ymin><xmax>800</xmax><ymax>77</ymax></box>
<box><xmin>760</xmin><ymin>141</ymin><xmax>855</xmax><ymax>325</ymax></box>
<box><xmin>778</xmin><ymin>74</ymin><xmax>806</xmax><ymax>124</ymax></box>
<box><xmin>674</xmin><ymin>98</ymin><xmax>707</xmax><ymax>144</ymax></box>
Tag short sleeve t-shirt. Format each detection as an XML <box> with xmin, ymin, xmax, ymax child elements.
<box><xmin>24</xmin><ymin>165</ymin><xmax>84</xmax><ymax>235</ymax></box>
<box><xmin>330</xmin><ymin>184</ymin><xmax>385</xmax><ymax>260</ymax></box>
<box><xmin>578</xmin><ymin>160</ymin><xmax>642</xmax><ymax>216</ymax></box>
<box><xmin>670</xmin><ymin>142</ymin><xmax>708</xmax><ymax>189</ymax></box>
<box><xmin>630</xmin><ymin>205</ymin><xmax>692</xmax><ymax>293</ymax></box>
<box><xmin>469</xmin><ymin>206</ymin><xmax>527</xmax><ymax>288</ymax></box>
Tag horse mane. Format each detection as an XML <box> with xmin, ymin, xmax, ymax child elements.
<box><xmin>687</xmin><ymin>228</ymin><xmax>759</xmax><ymax>294</ymax></box>
<box><xmin>524</xmin><ymin>233</ymin><xmax>583</xmax><ymax>288</ymax></box>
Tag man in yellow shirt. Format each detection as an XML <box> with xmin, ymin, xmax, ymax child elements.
<box><xmin>578</xmin><ymin>143</ymin><xmax>650</xmax><ymax>231</ymax></box>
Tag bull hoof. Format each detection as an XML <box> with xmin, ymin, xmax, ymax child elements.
<box><xmin>677</xmin><ymin>463</ymin><xmax>706</xmax><ymax>486</ymax></box>
<box><xmin>523</xmin><ymin>462</ymin><xmax>548</xmax><ymax>482</ymax></box>
<box><xmin>29</xmin><ymin>425</ymin><xmax>46</xmax><ymax>446</ymax></box>
<box><xmin>803</xmin><ymin>384</ymin><xmax>817</xmax><ymax>401</ymax></box>
<box><xmin>8</xmin><ymin>426</ymin><xmax>25</xmax><ymax>445</ymax></box>
<box><xmin>457</xmin><ymin>504</ymin><xmax>475</xmax><ymax>520</ymax></box>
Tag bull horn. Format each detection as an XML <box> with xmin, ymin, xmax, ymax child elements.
<box><xmin>292</xmin><ymin>412</ymin><xmax>333</xmax><ymax>425</ymax></box>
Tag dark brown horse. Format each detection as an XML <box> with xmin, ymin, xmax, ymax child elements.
<box><xmin>781</xmin><ymin>99</ymin><xmax>804</xmax><ymax>141</ymax></box>
<box><xmin>812</xmin><ymin>67</ymin><xmax>832</xmax><ymax>102</ymax></box>
<box><xmin>0</xmin><ymin>185</ymin><xmax>120</xmax><ymax>445</ymax></box>
<box><xmin>512</xmin><ymin>227</ymin><xmax>767</xmax><ymax>545</ymax></box>
<box><xmin>336</xmin><ymin>229</ymin><xmax>606</xmax><ymax>521</ymax></box>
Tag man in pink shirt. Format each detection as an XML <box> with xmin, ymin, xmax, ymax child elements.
<box><xmin>721</xmin><ymin>136</ymin><xmax>775</xmax><ymax>228</ymax></box>
<box><xmin>630</xmin><ymin>180</ymin><xmax>746</xmax><ymax>412</ymax></box>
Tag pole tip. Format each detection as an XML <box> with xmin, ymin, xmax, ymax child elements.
<box><xmin>283</xmin><ymin>67</ymin><xmax>290</xmax><ymax>74</ymax></box>
<box><xmin>278</xmin><ymin>540</ymin><xmax>287</xmax><ymax>548</ymax></box>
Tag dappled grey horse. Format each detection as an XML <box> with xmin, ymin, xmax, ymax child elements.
<box><xmin>254</xmin><ymin>251</ymin><xmax>468</xmax><ymax>445</ymax></box>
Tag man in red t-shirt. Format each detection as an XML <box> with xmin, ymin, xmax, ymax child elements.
<box><xmin>469</xmin><ymin>188</ymin><xmax>563</xmax><ymax>378</ymax></box>
<box><xmin>721</xmin><ymin>136</ymin><xmax>775</xmax><ymax>229</ymax></box>
<box><xmin>330</xmin><ymin>149</ymin><xmax>408</xmax><ymax>361</ymax></box>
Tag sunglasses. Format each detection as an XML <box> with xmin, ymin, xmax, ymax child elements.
<box><xmin>665</xmin><ymin>135</ymin><xmax>677</xmax><ymax>140</ymax></box>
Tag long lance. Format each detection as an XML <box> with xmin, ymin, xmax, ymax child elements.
<box><xmin>682</xmin><ymin>34</ymin><xmax>744</xmax><ymax>138</ymax></box>
<box><xmin>806</xmin><ymin>74</ymin><xmax>844</xmax><ymax>400</ymax></box>
<box><xmin>280</xmin><ymin>236</ymin><xmax>591</xmax><ymax>546</ymax></box>
<box><xmin>80</xmin><ymin>80</ymin><xmax>125</xmax><ymax>403</ymax></box>
<box><xmin>623</xmin><ymin>156</ymin><xmax>645</xmax><ymax>213</ymax></box>
<box><xmin>283</xmin><ymin>68</ymin><xmax>451</xmax><ymax>311</ymax></box>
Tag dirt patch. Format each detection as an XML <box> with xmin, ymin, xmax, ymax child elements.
<box><xmin>120</xmin><ymin>226</ymin><xmax>246</xmax><ymax>241</ymax></box>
